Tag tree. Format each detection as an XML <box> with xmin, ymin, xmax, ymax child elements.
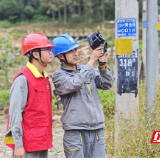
<box><xmin>40</xmin><ymin>0</ymin><xmax>58</xmax><ymax>23</ymax></box>
<box><xmin>24</xmin><ymin>5</ymin><xmax>35</xmax><ymax>19</ymax></box>
<box><xmin>57</xmin><ymin>0</ymin><xmax>64</xmax><ymax>22</ymax></box>
<box><xmin>95</xmin><ymin>0</ymin><xmax>102</xmax><ymax>22</ymax></box>
<box><xmin>78</xmin><ymin>0</ymin><xmax>81</xmax><ymax>16</ymax></box>
<box><xmin>22</xmin><ymin>0</ymin><xmax>39</xmax><ymax>20</ymax></box>
<box><xmin>101</xmin><ymin>0</ymin><xmax>105</xmax><ymax>22</ymax></box>
<box><xmin>68</xmin><ymin>0</ymin><xmax>78</xmax><ymax>19</ymax></box>
<box><xmin>0</xmin><ymin>0</ymin><xmax>23</xmax><ymax>22</ymax></box>
<box><xmin>63</xmin><ymin>0</ymin><xmax>67</xmax><ymax>24</ymax></box>
<box><xmin>103</xmin><ymin>0</ymin><xmax>115</xmax><ymax>21</ymax></box>
<box><xmin>0</xmin><ymin>30</ymin><xmax>13</xmax><ymax>89</ymax></box>
<box><xmin>0</xmin><ymin>0</ymin><xmax>147</xmax><ymax>24</ymax></box>
<box><xmin>83</xmin><ymin>0</ymin><xmax>94</xmax><ymax>23</ymax></box>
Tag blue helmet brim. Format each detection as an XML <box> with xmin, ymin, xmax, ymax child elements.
<box><xmin>53</xmin><ymin>44</ymin><xmax>81</xmax><ymax>57</ymax></box>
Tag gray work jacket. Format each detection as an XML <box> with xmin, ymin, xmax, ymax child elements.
<box><xmin>52</xmin><ymin>64</ymin><xmax>115</xmax><ymax>130</ymax></box>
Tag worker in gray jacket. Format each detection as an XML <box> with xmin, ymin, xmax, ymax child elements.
<box><xmin>52</xmin><ymin>34</ymin><xmax>115</xmax><ymax>158</ymax></box>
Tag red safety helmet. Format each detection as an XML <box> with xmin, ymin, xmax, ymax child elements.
<box><xmin>22</xmin><ymin>32</ymin><xmax>55</xmax><ymax>56</ymax></box>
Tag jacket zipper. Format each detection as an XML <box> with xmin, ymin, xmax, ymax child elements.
<box><xmin>87</xmin><ymin>105</ymin><xmax>91</xmax><ymax>129</ymax></box>
<box><xmin>75</xmin><ymin>71</ymin><xmax>93</xmax><ymax>129</ymax></box>
<box><xmin>86</xmin><ymin>83</ymin><xmax>92</xmax><ymax>129</ymax></box>
<box><xmin>86</xmin><ymin>84</ymin><xmax>91</xmax><ymax>94</ymax></box>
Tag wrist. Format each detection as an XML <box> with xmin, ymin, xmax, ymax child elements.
<box><xmin>88</xmin><ymin>59</ymin><xmax>94</xmax><ymax>67</ymax></box>
<box><xmin>98</xmin><ymin>65</ymin><xmax>107</xmax><ymax>70</ymax></box>
<box><xmin>15</xmin><ymin>146</ymin><xmax>23</xmax><ymax>149</ymax></box>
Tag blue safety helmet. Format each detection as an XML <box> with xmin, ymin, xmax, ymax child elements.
<box><xmin>51</xmin><ymin>34</ymin><xmax>81</xmax><ymax>57</ymax></box>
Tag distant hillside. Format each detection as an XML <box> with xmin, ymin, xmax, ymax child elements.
<box><xmin>0</xmin><ymin>22</ymin><xmax>115</xmax><ymax>53</ymax></box>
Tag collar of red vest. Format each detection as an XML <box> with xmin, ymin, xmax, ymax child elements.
<box><xmin>26</xmin><ymin>62</ymin><xmax>48</xmax><ymax>78</ymax></box>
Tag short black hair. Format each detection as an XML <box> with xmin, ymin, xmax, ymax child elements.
<box><xmin>26</xmin><ymin>49</ymin><xmax>39</xmax><ymax>63</ymax></box>
<box><xmin>57</xmin><ymin>56</ymin><xmax>63</xmax><ymax>62</ymax></box>
<box><xmin>26</xmin><ymin>52</ymin><xmax>32</xmax><ymax>63</ymax></box>
<box><xmin>29</xmin><ymin>54</ymin><xmax>33</xmax><ymax>63</ymax></box>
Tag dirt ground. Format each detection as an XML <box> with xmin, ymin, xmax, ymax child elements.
<box><xmin>0</xmin><ymin>109</ymin><xmax>65</xmax><ymax>158</ymax></box>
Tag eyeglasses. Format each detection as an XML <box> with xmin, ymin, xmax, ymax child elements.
<box><xmin>68</xmin><ymin>48</ymin><xmax>77</xmax><ymax>53</ymax></box>
<box><xmin>41</xmin><ymin>48</ymin><xmax>52</xmax><ymax>52</ymax></box>
<box><xmin>33</xmin><ymin>48</ymin><xmax>52</xmax><ymax>52</ymax></box>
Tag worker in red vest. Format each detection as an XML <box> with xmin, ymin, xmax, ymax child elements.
<box><xmin>4</xmin><ymin>33</ymin><xmax>55</xmax><ymax>158</ymax></box>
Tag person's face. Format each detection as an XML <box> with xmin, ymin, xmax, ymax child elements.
<box><xmin>40</xmin><ymin>47</ymin><xmax>53</xmax><ymax>64</ymax></box>
<box><xmin>58</xmin><ymin>48</ymin><xmax>78</xmax><ymax>64</ymax></box>
<box><xmin>33</xmin><ymin>47</ymin><xmax>53</xmax><ymax>64</ymax></box>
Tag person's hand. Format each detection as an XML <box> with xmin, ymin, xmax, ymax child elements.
<box><xmin>98</xmin><ymin>52</ymin><xmax>108</xmax><ymax>70</ymax></box>
<box><xmin>14</xmin><ymin>146</ymin><xmax>26</xmax><ymax>158</ymax></box>
<box><xmin>88</xmin><ymin>46</ymin><xmax>104</xmax><ymax>67</ymax></box>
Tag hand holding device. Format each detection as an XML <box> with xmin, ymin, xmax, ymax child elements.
<box><xmin>87</xmin><ymin>31</ymin><xmax>108</xmax><ymax>66</ymax></box>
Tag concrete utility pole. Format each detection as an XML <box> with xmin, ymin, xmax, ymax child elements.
<box><xmin>145</xmin><ymin>0</ymin><xmax>158</xmax><ymax>121</ymax></box>
<box><xmin>142</xmin><ymin>1</ymin><xmax>147</xmax><ymax>83</ymax></box>
<box><xmin>115</xmin><ymin>0</ymin><xmax>139</xmax><ymax>156</ymax></box>
<box><xmin>156</xmin><ymin>5</ymin><xmax>159</xmax><ymax>83</ymax></box>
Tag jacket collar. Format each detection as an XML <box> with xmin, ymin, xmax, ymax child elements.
<box><xmin>26</xmin><ymin>62</ymin><xmax>48</xmax><ymax>78</ymax></box>
<box><xmin>60</xmin><ymin>64</ymin><xmax>81</xmax><ymax>72</ymax></box>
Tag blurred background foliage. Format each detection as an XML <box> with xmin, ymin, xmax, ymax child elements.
<box><xmin>0</xmin><ymin>0</ymin><xmax>160</xmax><ymax>28</ymax></box>
<box><xmin>0</xmin><ymin>0</ymin><xmax>115</xmax><ymax>26</ymax></box>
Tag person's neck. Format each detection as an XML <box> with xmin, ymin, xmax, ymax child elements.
<box><xmin>31</xmin><ymin>60</ymin><xmax>44</xmax><ymax>75</ymax></box>
<box><xmin>62</xmin><ymin>62</ymin><xmax>76</xmax><ymax>71</ymax></box>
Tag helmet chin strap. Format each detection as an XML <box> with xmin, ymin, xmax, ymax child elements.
<box><xmin>63</xmin><ymin>53</ymin><xmax>76</xmax><ymax>67</ymax></box>
<box><xmin>38</xmin><ymin>60</ymin><xmax>47</xmax><ymax>67</ymax></box>
<box><xmin>38</xmin><ymin>49</ymin><xmax>47</xmax><ymax>67</ymax></box>
<box><xmin>30</xmin><ymin>49</ymin><xmax>47</xmax><ymax>67</ymax></box>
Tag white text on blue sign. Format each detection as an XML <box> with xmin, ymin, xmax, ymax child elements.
<box><xmin>117</xmin><ymin>18</ymin><xmax>137</xmax><ymax>37</ymax></box>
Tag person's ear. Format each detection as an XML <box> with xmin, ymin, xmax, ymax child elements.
<box><xmin>58</xmin><ymin>54</ymin><xmax>64</xmax><ymax>61</ymax></box>
<box><xmin>32</xmin><ymin>51</ymin><xmax>40</xmax><ymax>59</ymax></box>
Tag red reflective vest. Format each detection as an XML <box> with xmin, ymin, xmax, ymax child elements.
<box><xmin>6</xmin><ymin>67</ymin><xmax>53</xmax><ymax>152</ymax></box>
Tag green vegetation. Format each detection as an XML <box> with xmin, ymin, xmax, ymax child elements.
<box><xmin>105</xmin><ymin>81</ymin><xmax>160</xmax><ymax>158</ymax></box>
<box><xmin>0</xmin><ymin>90</ymin><xmax>10</xmax><ymax>108</ymax></box>
<box><xmin>0</xmin><ymin>20</ymin><xmax>11</xmax><ymax>28</ymax></box>
<box><xmin>0</xmin><ymin>29</ymin><xmax>13</xmax><ymax>90</ymax></box>
<box><xmin>0</xmin><ymin>0</ymin><xmax>160</xmax><ymax>157</ymax></box>
<box><xmin>51</xmin><ymin>81</ymin><xmax>160</xmax><ymax>157</ymax></box>
<box><xmin>139</xmin><ymin>39</ymin><xmax>142</xmax><ymax>53</ymax></box>
<box><xmin>51</xmin><ymin>83</ymin><xmax>63</xmax><ymax>110</ymax></box>
<box><xmin>98</xmin><ymin>89</ymin><xmax>115</xmax><ymax>118</ymax></box>
<box><xmin>0</xmin><ymin>0</ymin><xmax>115</xmax><ymax>28</ymax></box>
<box><xmin>2</xmin><ymin>0</ymin><xmax>160</xmax><ymax>28</ymax></box>
<box><xmin>0</xmin><ymin>28</ymin><xmax>27</xmax><ymax>90</ymax></box>
<box><xmin>1</xmin><ymin>77</ymin><xmax>160</xmax><ymax>157</ymax></box>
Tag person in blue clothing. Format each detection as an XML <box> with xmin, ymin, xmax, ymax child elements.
<box><xmin>51</xmin><ymin>34</ymin><xmax>115</xmax><ymax>158</ymax></box>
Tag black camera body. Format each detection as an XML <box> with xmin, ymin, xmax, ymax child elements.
<box><xmin>87</xmin><ymin>31</ymin><xmax>107</xmax><ymax>66</ymax></box>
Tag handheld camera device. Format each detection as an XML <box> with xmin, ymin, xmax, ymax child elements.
<box><xmin>87</xmin><ymin>31</ymin><xmax>107</xmax><ymax>66</ymax></box>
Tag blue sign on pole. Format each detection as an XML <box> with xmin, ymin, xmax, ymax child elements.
<box><xmin>117</xmin><ymin>18</ymin><xmax>136</xmax><ymax>37</ymax></box>
<box><xmin>143</xmin><ymin>20</ymin><xmax>147</xmax><ymax>29</ymax></box>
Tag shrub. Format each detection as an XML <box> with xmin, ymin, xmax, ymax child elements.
<box><xmin>51</xmin><ymin>83</ymin><xmax>62</xmax><ymax>110</ymax></box>
<box><xmin>0</xmin><ymin>20</ymin><xmax>11</xmax><ymax>28</ymax></box>
<box><xmin>33</xmin><ymin>15</ymin><xmax>51</xmax><ymax>22</ymax></box>
<box><xmin>105</xmin><ymin>81</ymin><xmax>160</xmax><ymax>158</ymax></box>
<box><xmin>0</xmin><ymin>90</ymin><xmax>10</xmax><ymax>108</ymax></box>
<box><xmin>98</xmin><ymin>89</ymin><xmax>115</xmax><ymax>118</ymax></box>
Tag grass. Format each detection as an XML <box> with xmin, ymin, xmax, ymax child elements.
<box><xmin>139</xmin><ymin>39</ymin><xmax>142</xmax><ymax>53</ymax></box>
<box><xmin>0</xmin><ymin>90</ymin><xmax>10</xmax><ymax>108</ymax></box>
<box><xmin>50</xmin><ymin>80</ymin><xmax>160</xmax><ymax>157</ymax></box>
<box><xmin>1</xmin><ymin>79</ymin><xmax>160</xmax><ymax>157</ymax></box>
<box><xmin>98</xmin><ymin>89</ymin><xmax>115</xmax><ymax>118</ymax></box>
<box><xmin>0</xmin><ymin>51</ymin><xmax>160</xmax><ymax>157</ymax></box>
<box><xmin>104</xmin><ymin>81</ymin><xmax>160</xmax><ymax>158</ymax></box>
